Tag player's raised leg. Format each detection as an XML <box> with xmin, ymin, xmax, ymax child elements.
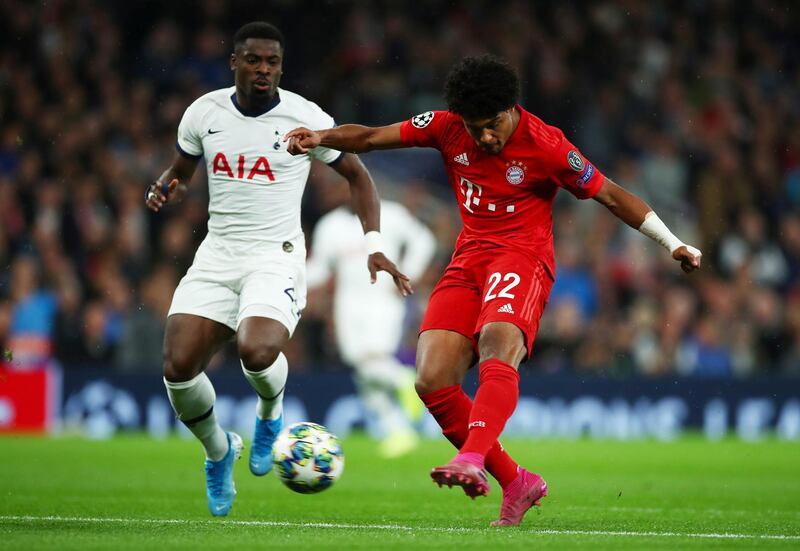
<box><xmin>451</xmin><ymin>322</ymin><xmax>526</xmax><ymax>470</ymax></box>
<box><xmin>472</xmin><ymin>322</ymin><xmax>548</xmax><ymax>525</ymax></box>
<box><xmin>428</xmin><ymin>321</ymin><xmax>548</xmax><ymax>517</ymax></box>
<box><xmin>163</xmin><ymin>313</ymin><xmax>242</xmax><ymax>517</ymax></box>
<box><xmin>428</xmin><ymin>326</ymin><xmax>547</xmax><ymax>523</ymax></box>
<box><xmin>458</xmin><ymin>324</ymin><xmax>548</xmax><ymax>526</ymax></box>
<box><xmin>429</xmin><ymin>256</ymin><xmax>551</xmax><ymax>525</ymax></box>
<box><xmin>238</xmin><ymin>316</ymin><xmax>290</xmax><ymax>476</ymax></box>
<box><xmin>415</xmin><ymin>276</ymin><xmax>526</xmax><ymax>495</ymax></box>
<box><xmin>416</xmin><ymin>330</ymin><xmax>522</xmax><ymax>497</ymax></box>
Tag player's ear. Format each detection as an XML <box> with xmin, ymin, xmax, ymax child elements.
<box><xmin>230</xmin><ymin>53</ymin><xmax>237</xmax><ymax>71</ymax></box>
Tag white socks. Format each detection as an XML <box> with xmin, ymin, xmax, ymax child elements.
<box><xmin>164</xmin><ymin>373</ymin><xmax>229</xmax><ymax>461</ymax></box>
<box><xmin>242</xmin><ymin>353</ymin><xmax>288</xmax><ymax>421</ymax></box>
<box><xmin>164</xmin><ymin>354</ymin><xmax>288</xmax><ymax>460</ymax></box>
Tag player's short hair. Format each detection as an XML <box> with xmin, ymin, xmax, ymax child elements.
<box><xmin>444</xmin><ymin>55</ymin><xmax>520</xmax><ymax>120</ymax></box>
<box><xmin>233</xmin><ymin>21</ymin><xmax>285</xmax><ymax>51</ymax></box>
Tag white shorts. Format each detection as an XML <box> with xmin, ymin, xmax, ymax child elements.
<box><xmin>168</xmin><ymin>236</ymin><xmax>307</xmax><ymax>334</ymax></box>
<box><xmin>334</xmin><ymin>295</ymin><xmax>404</xmax><ymax>363</ymax></box>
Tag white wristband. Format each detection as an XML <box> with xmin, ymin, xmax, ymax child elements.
<box><xmin>365</xmin><ymin>231</ymin><xmax>384</xmax><ymax>255</ymax></box>
<box><xmin>638</xmin><ymin>212</ymin><xmax>684</xmax><ymax>253</ymax></box>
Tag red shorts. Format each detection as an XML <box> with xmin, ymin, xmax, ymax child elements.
<box><xmin>420</xmin><ymin>245</ymin><xmax>554</xmax><ymax>356</ymax></box>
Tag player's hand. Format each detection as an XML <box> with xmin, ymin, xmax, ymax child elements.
<box><xmin>284</xmin><ymin>127</ymin><xmax>321</xmax><ymax>156</ymax></box>
<box><xmin>673</xmin><ymin>245</ymin><xmax>702</xmax><ymax>273</ymax></box>
<box><xmin>368</xmin><ymin>252</ymin><xmax>413</xmax><ymax>297</ymax></box>
<box><xmin>145</xmin><ymin>179</ymin><xmax>179</xmax><ymax>212</ymax></box>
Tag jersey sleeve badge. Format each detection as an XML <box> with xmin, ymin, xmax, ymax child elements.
<box><xmin>411</xmin><ymin>111</ymin><xmax>435</xmax><ymax>128</ymax></box>
<box><xmin>576</xmin><ymin>163</ymin><xmax>596</xmax><ymax>187</ymax></box>
<box><xmin>567</xmin><ymin>150</ymin><xmax>585</xmax><ymax>171</ymax></box>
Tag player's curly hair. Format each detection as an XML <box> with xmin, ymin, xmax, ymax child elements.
<box><xmin>444</xmin><ymin>55</ymin><xmax>520</xmax><ymax>120</ymax></box>
<box><xmin>233</xmin><ymin>21</ymin><xmax>285</xmax><ymax>50</ymax></box>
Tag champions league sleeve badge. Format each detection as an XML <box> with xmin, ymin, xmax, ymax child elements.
<box><xmin>567</xmin><ymin>150</ymin><xmax>595</xmax><ymax>187</ymax></box>
<box><xmin>567</xmin><ymin>150</ymin><xmax>585</xmax><ymax>171</ymax></box>
<box><xmin>411</xmin><ymin>111</ymin><xmax>435</xmax><ymax>128</ymax></box>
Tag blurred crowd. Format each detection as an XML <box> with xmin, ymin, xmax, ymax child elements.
<box><xmin>0</xmin><ymin>0</ymin><xmax>798</xmax><ymax>378</ymax></box>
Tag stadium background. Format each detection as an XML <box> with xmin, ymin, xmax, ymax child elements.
<box><xmin>0</xmin><ymin>0</ymin><xmax>798</xmax><ymax>440</ymax></box>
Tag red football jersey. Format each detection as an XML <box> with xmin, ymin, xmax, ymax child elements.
<box><xmin>399</xmin><ymin>106</ymin><xmax>604</xmax><ymax>276</ymax></box>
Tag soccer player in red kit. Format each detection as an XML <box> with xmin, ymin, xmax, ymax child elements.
<box><xmin>286</xmin><ymin>55</ymin><xmax>701</xmax><ymax>526</ymax></box>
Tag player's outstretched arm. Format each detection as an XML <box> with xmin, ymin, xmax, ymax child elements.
<box><xmin>285</xmin><ymin>123</ymin><xmax>405</xmax><ymax>155</ymax></box>
<box><xmin>592</xmin><ymin>177</ymin><xmax>702</xmax><ymax>273</ymax></box>
<box><xmin>145</xmin><ymin>153</ymin><xmax>199</xmax><ymax>213</ymax></box>
<box><xmin>331</xmin><ymin>153</ymin><xmax>413</xmax><ymax>296</ymax></box>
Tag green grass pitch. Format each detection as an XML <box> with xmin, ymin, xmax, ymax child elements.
<box><xmin>1</xmin><ymin>435</ymin><xmax>798</xmax><ymax>549</ymax></box>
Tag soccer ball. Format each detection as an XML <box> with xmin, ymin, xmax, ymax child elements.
<box><xmin>271</xmin><ymin>422</ymin><xmax>344</xmax><ymax>494</ymax></box>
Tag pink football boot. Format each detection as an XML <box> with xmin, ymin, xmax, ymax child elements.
<box><xmin>430</xmin><ymin>453</ymin><xmax>490</xmax><ymax>499</ymax></box>
<box><xmin>491</xmin><ymin>468</ymin><xmax>547</xmax><ymax>526</ymax></box>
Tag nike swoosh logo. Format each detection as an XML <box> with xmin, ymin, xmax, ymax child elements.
<box><xmin>208</xmin><ymin>129</ymin><xmax>223</xmax><ymax>134</ymax></box>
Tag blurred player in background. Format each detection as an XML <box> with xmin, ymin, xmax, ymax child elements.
<box><xmin>286</xmin><ymin>55</ymin><xmax>702</xmax><ymax>526</ymax></box>
<box><xmin>145</xmin><ymin>21</ymin><xmax>409</xmax><ymax>517</ymax></box>
<box><xmin>307</xmin><ymin>183</ymin><xmax>436</xmax><ymax>458</ymax></box>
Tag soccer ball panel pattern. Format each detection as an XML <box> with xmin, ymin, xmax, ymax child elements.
<box><xmin>272</xmin><ymin>422</ymin><xmax>345</xmax><ymax>494</ymax></box>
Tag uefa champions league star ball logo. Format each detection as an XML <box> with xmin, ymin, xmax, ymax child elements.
<box><xmin>411</xmin><ymin>111</ymin><xmax>435</xmax><ymax>128</ymax></box>
<box><xmin>505</xmin><ymin>160</ymin><xmax>526</xmax><ymax>185</ymax></box>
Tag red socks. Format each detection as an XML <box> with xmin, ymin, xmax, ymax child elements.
<box><xmin>460</xmin><ymin>359</ymin><xmax>520</xmax><ymax>457</ymax></box>
<box><xmin>420</xmin><ymin>379</ymin><xmax>519</xmax><ymax>488</ymax></box>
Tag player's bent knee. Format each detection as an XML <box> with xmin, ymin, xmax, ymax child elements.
<box><xmin>239</xmin><ymin>342</ymin><xmax>282</xmax><ymax>371</ymax></box>
<box><xmin>414</xmin><ymin>375</ymin><xmax>451</xmax><ymax>397</ymax></box>
<box><xmin>162</xmin><ymin>353</ymin><xmax>202</xmax><ymax>383</ymax></box>
<box><xmin>478</xmin><ymin>324</ymin><xmax>526</xmax><ymax>366</ymax></box>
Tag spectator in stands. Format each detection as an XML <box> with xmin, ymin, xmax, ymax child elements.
<box><xmin>6</xmin><ymin>256</ymin><xmax>58</xmax><ymax>368</ymax></box>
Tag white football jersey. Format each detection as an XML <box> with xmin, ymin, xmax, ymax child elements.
<box><xmin>177</xmin><ymin>86</ymin><xmax>342</xmax><ymax>245</ymax></box>
<box><xmin>307</xmin><ymin>200</ymin><xmax>436</xmax><ymax>299</ymax></box>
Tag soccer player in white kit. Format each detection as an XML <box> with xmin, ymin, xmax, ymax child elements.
<box><xmin>144</xmin><ymin>22</ymin><xmax>411</xmax><ymax>517</ymax></box>
<box><xmin>307</xmin><ymin>196</ymin><xmax>436</xmax><ymax>457</ymax></box>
